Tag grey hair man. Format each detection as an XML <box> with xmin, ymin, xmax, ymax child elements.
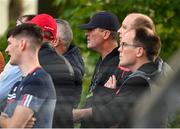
<box><xmin>51</xmin><ymin>18</ymin><xmax>85</xmax><ymax>127</ymax></box>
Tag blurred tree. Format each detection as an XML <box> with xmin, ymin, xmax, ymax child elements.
<box><xmin>9</xmin><ymin>0</ymin><xmax>23</xmax><ymax>22</ymax></box>
<box><xmin>0</xmin><ymin>0</ymin><xmax>23</xmax><ymax>62</ymax></box>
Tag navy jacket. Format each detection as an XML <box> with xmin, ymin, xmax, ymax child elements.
<box><xmin>64</xmin><ymin>44</ymin><xmax>85</xmax><ymax>107</ymax></box>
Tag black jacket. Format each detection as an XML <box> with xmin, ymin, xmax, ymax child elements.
<box><xmin>64</xmin><ymin>44</ymin><xmax>85</xmax><ymax>107</ymax></box>
<box><xmin>81</xmin><ymin>47</ymin><xmax>130</xmax><ymax>127</ymax></box>
<box><xmin>92</xmin><ymin>62</ymin><xmax>164</xmax><ymax>127</ymax></box>
<box><xmin>89</xmin><ymin>47</ymin><xmax>120</xmax><ymax>93</ymax></box>
<box><xmin>38</xmin><ymin>43</ymin><xmax>75</xmax><ymax>128</ymax></box>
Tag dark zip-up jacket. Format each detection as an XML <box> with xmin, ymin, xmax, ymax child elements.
<box><xmin>81</xmin><ymin>47</ymin><xmax>130</xmax><ymax>128</ymax></box>
<box><xmin>92</xmin><ymin>61</ymin><xmax>167</xmax><ymax>127</ymax></box>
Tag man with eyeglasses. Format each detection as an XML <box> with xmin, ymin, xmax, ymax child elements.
<box><xmin>103</xmin><ymin>27</ymin><xmax>167</xmax><ymax>127</ymax></box>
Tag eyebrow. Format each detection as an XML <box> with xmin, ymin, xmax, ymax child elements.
<box><xmin>122</xmin><ymin>24</ymin><xmax>127</xmax><ymax>29</ymax></box>
<box><xmin>120</xmin><ymin>41</ymin><xmax>126</xmax><ymax>44</ymax></box>
<box><xmin>7</xmin><ymin>41</ymin><xmax>11</xmax><ymax>45</ymax></box>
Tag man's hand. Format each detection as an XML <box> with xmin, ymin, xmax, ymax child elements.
<box><xmin>25</xmin><ymin>117</ymin><xmax>36</xmax><ymax>128</ymax></box>
<box><xmin>0</xmin><ymin>105</ymin><xmax>34</xmax><ymax>128</ymax></box>
<box><xmin>104</xmin><ymin>75</ymin><xmax>117</xmax><ymax>89</ymax></box>
<box><xmin>73</xmin><ymin>108</ymin><xmax>92</xmax><ymax>122</ymax></box>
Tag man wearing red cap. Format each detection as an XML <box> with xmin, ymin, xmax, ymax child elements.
<box><xmin>30</xmin><ymin>14</ymin><xmax>77</xmax><ymax>128</ymax></box>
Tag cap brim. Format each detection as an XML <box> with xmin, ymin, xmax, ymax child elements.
<box><xmin>78</xmin><ymin>23</ymin><xmax>96</xmax><ymax>30</ymax></box>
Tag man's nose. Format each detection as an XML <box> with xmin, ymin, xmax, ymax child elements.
<box><xmin>5</xmin><ymin>47</ymin><xmax>9</xmax><ymax>54</ymax></box>
<box><xmin>118</xmin><ymin>45</ymin><xmax>123</xmax><ymax>53</ymax></box>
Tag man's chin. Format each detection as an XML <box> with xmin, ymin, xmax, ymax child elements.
<box><xmin>119</xmin><ymin>63</ymin><xmax>126</xmax><ymax>67</ymax></box>
<box><xmin>9</xmin><ymin>62</ymin><xmax>18</xmax><ymax>66</ymax></box>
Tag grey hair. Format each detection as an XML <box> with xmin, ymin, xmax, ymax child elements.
<box><xmin>55</xmin><ymin>19</ymin><xmax>73</xmax><ymax>48</ymax></box>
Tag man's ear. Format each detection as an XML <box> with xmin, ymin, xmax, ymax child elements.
<box><xmin>20</xmin><ymin>39</ymin><xmax>27</xmax><ymax>51</ymax></box>
<box><xmin>136</xmin><ymin>47</ymin><xmax>144</xmax><ymax>57</ymax></box>
<box><xmin>104</xmin><ymin>30</ymin><xmax>111</xmax><ymax>40</ymax></box>
<box><xmin>52</xmin><ymin>39</ymin><xmax>60</xmax><ymax>48</ymax></box>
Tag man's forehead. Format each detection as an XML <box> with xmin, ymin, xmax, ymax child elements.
<box><xmin>8</xmin><ymin>36</ymin><xmax>18</xmax><ymax>42</ymax></box>
<box><xmin>123</xmin><ymin>15</ymin><xmax>136</xmax><ymax>27</ymax></box>
<box><xmin>122</xmin><ymin>29</ymin><xmax>135</xmax><ymax>40</ymax></box>
<box><xmin>8</xmin><ymin>36</ymin><xmax>14</xmax><ymax>41</ymax></box>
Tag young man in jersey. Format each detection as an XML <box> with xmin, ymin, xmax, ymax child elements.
<box><xmin>0</xmin><ymin>15</ymin><xmax>36</xmax><ymax>107</ymax></box>
<box><xmin>0</xmin><ymin>24</ymin><xmax>56</xmax><ymax>128</ymax></box>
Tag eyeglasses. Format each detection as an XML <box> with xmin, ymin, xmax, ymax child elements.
<box><xmin>119</xmin><ymin>42</ymin><xmax>141</xmax><ymax>49</ymax></box>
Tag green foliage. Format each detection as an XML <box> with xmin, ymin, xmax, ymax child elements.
<box><xmin>168</xmin><ymin>110</ymin><xmax>180</xmax><ymax>128</ymax></box>
<box><xmin>0</xmin><ymin>21</ymin><xmax>16</xmax><ymax>63</ymax></box>
<box><xmin>0</xmin><ymin>31</ymin><xmax>9</xmax><ymax>63</ymax></box>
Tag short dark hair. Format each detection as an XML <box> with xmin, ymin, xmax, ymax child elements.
<box><xmin>133</xmin><ymin>27</ymin><xmax>161</xmax><ymax>61</ymax></box>
<box><xmin>7</xmin><ymin>23</ymin><xmax>43</xmax><ymax>46</ymax></box>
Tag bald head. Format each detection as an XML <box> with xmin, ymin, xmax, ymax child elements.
<box><xmin>118</xmin><ymin>13</ymin><xmax>155</xmax><ymax>40</ymax></box>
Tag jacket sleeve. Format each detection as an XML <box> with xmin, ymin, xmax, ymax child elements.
<box><xmin>92</xmin><ymin>77</ymin><xmax>150</xmax><ymax>127</ymax></box>
<box><xmin>93</xmin><ymin>86</ymin><xmax>116</xmax><ymax>106</ymax></box>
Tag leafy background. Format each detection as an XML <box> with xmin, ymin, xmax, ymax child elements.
<box><xmin>0</xmin><ymin>0</ymin><xmax>180</xmax><ymax>127</ymax></box>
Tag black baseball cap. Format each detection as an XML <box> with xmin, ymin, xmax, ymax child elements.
<box><xmin>79</xmin><ymin>11</ymin><xmax>120</xmax><ymax>32</ymax></box>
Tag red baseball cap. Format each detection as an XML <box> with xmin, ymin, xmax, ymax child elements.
<box><xmin>29</xmin><ymin>14</ymin><xmax>57</xmax><ymax>40</ymax></box>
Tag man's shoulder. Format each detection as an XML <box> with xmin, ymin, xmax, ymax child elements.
<box><xmin>102</xmin><ymin>47</ymin><xmax>119</xmax><ymax>64</ymax></box>
<box><xmin>127</xmin><ymin>75</ymin><xmax>149</xmax><ymax>85</ymax></box>
<box><xmin>3</xmin><ymin>62</ymin><xmax>20</xmax><ymax>72</ymax></box>
<box><xmin>0</xmin><ymin>62</ymin><xmax>22</xmax><ymax>83</ymax></box>
<box><xmin>39</xmin><ymin>44</ymin><xmax>68</xmax><ymax>66</ymax></box>
<box><xmin>27</xmin><ymin>68</ymin><xmax>51</xmax><ymax>82</ymax></box>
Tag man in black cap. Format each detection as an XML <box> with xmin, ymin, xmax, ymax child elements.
<box><xmin>73</xmin><ymin>11</ymin><xmax>129</xmax><ymax>127</ymax></box>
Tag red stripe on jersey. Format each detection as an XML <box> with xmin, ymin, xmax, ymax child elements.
<box><xmin>21</xmin><ymin>94</ymin><xmax>27</xmax><ymax>105</ymax></box>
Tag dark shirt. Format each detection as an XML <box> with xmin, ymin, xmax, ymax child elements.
<box><xmin>3</xmin><ymin>68</ymin><xmax>56</xmax><ymax>128</ymax></box>
<box><xmin>89</xmin><ymin>47</ymin><xmax>120</xmax><ymax>93</ymax></box>
<box><xmin>81</xmin><ymin>47</ymin><xmax>130</xmax><ymax>127</ymax></box>
<box><xmin>38</xmin><ymin>43</ymin><xmax>76</xmax><ymax>128</ymax></box>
